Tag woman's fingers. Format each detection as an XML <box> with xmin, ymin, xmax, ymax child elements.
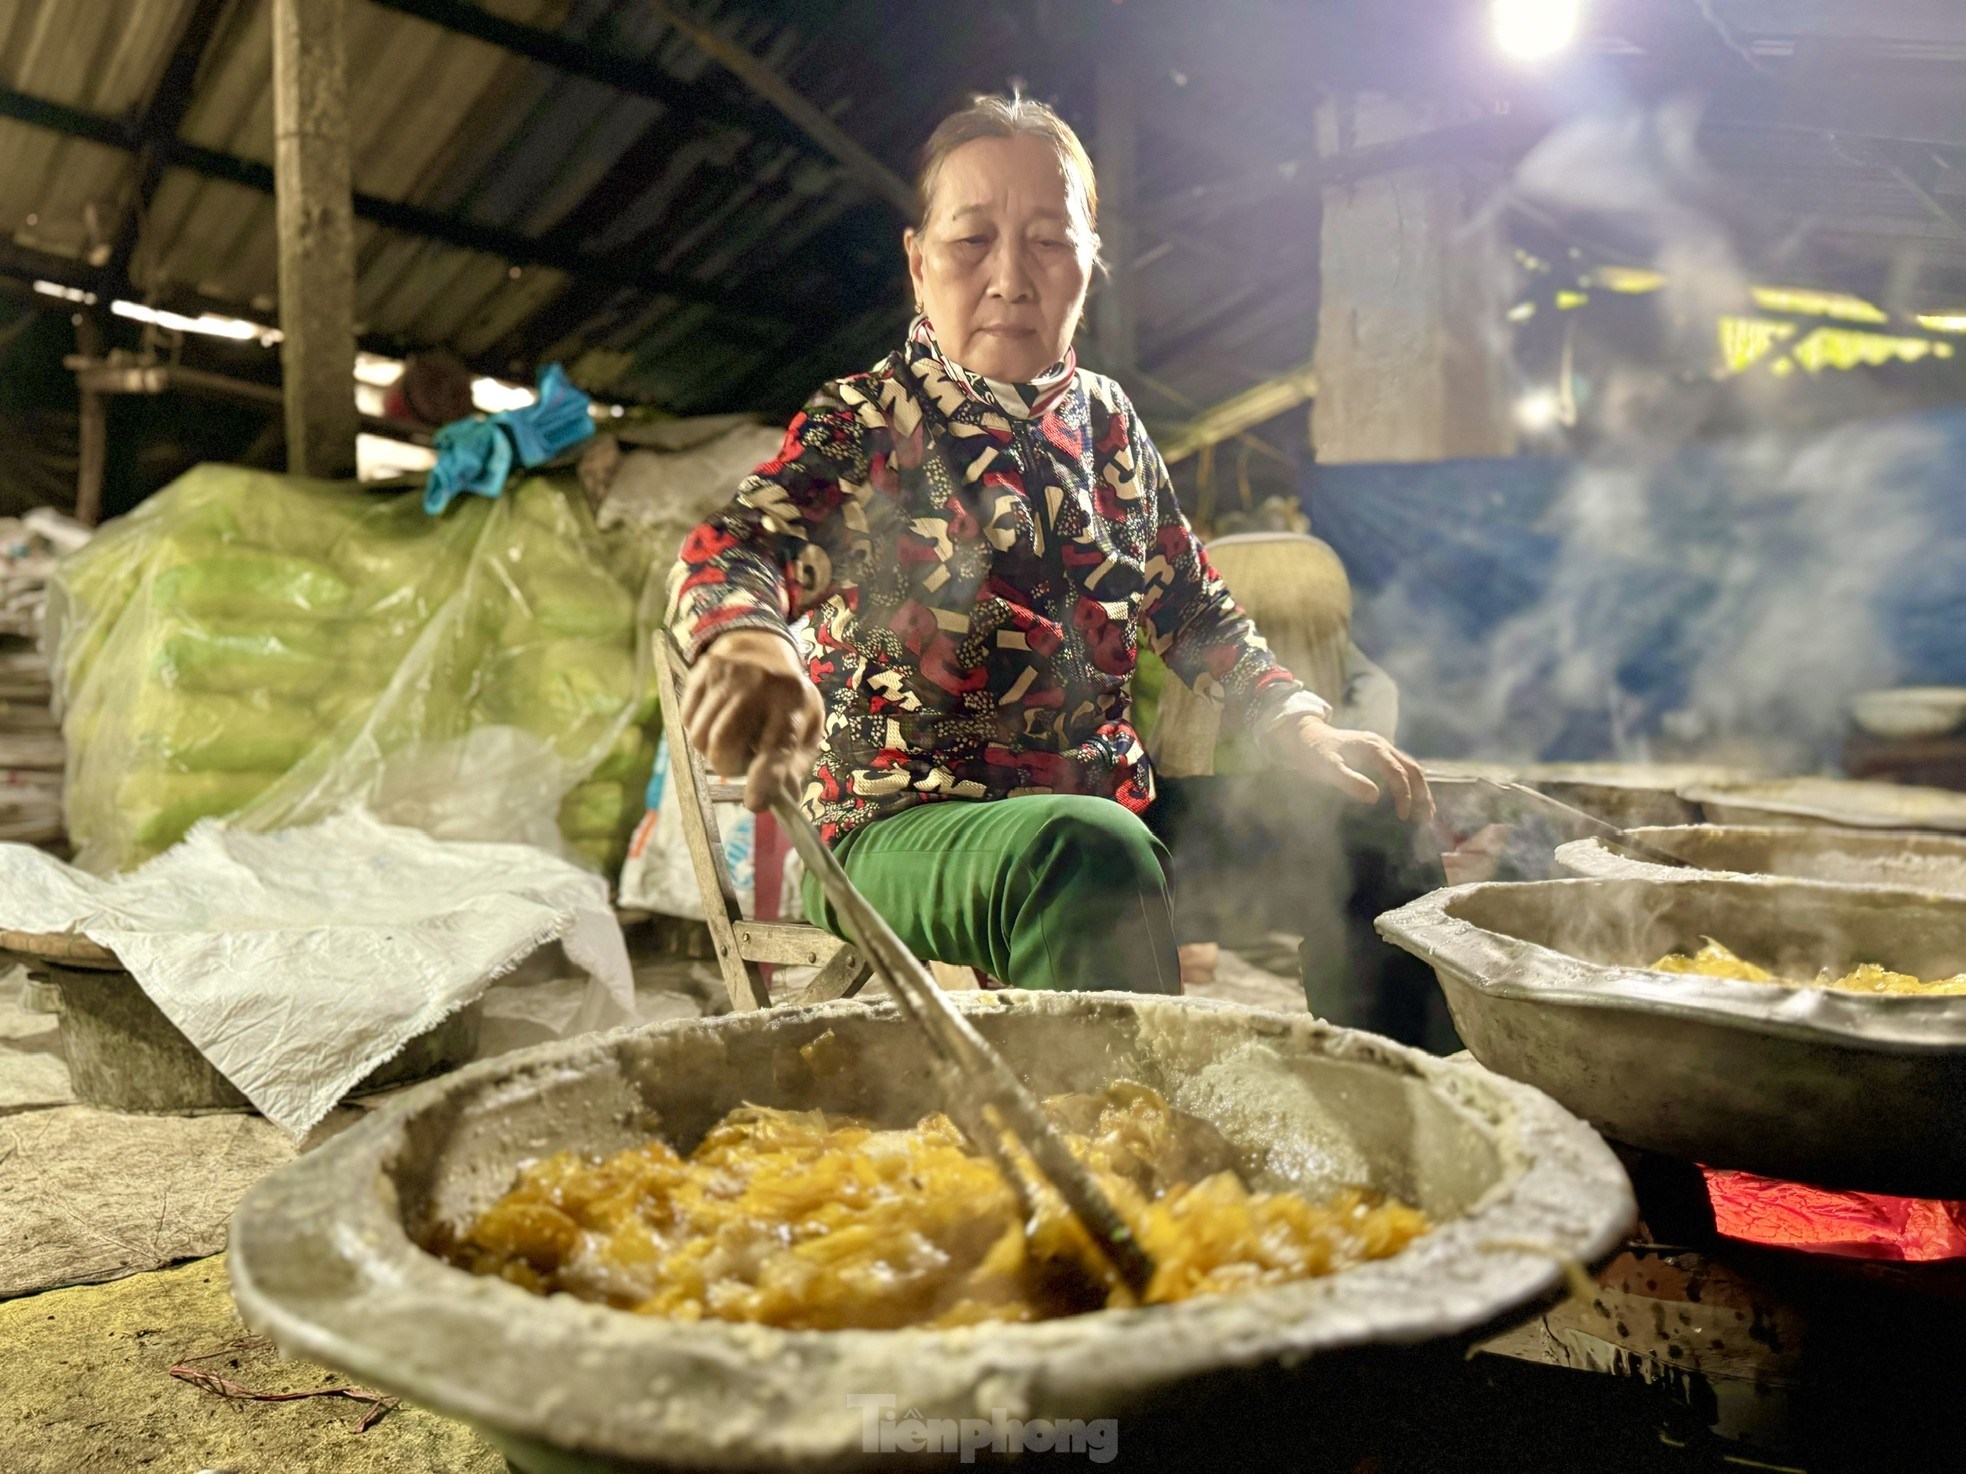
<box><xmin>1400</xmin><ymin>750</ymin><xmax>1437</xmax><ymax>823</ymax></box>
<box><xmin>1326</xmin><ymin>757</ymin><xmax>1381</xmax><ymax>805</ymax></box>
<box><xmin>1294</xmin><ymin>723</ymin><xmax>1436</xmax><ymax>823</ymax></box>
<box><xmin>1361</xmin><ymin>737</ymin><xmax>1414</xmax><ymax>820</ymax></box>
<box><xmin>750</xmin><ymin>683</ymin><xmax>823</xmax><ymax>809</ymax></box>
<box><xmin>1378</xmin><ymin>742</ymin><xmax>1434</xmax><ymax>824</ymax></box>
<box><xmin>788</xmin><ymin>678</ymin><xmax>826</xmax><ymax>753</ymax></box>
<box><xmin>679</xmin><ymin>632</ymin><xmax>826</xmax><ymax>807</ymax></box>
<box><xmin>743</xmin><ymin>705</ymin><xmax>795</xmax><ymax>812</ymax></box>
<box><xmin>701</xmin><ymin>698</ymin><xmax>765</xmax><ymax>780</ymax></box>
<box><xmin>1327</xmin><ymin>733</ymin><xmax>1410</xmax><ymax>819</ymax></box>
<box><xmin>679</xmin><ymin>659</ymin><xmax>715</xmax><ymax>740</ymax></box>
<box><xmin>745</xmin><ymin>752</ymin><xmax>792</xmax><ymax>814</ymax></box>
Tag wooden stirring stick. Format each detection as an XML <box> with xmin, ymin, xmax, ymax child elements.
<box><xmin>770</xmin><ymin>788</ymin><xmax>1157</xmax><ymax>1295</ymax></box>
<box><xmin>1459</xmin><ymin>776</ymin><xmax>1696</xmax><ymax>870</ymax></box>
<box><xmin>666</xmin><ymin>625</ymin><xmax>1154</xmax><ymax>1293</ymax></box>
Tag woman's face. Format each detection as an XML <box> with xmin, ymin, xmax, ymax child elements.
<box><xmin>905</xmin><ymin>134</ymin><xmax>1095</xmax><ymax>383</ymax></box>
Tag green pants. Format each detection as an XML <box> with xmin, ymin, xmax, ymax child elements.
<box><xmin>801</xmin><ymin>795</ymin><xmax>1180</xmax><ymax>994</ymax></box>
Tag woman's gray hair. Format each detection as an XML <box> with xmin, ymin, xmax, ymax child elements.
<box><xmin>914</xmin><ymin>93</ymin><xmax>1100</xmax><ymax>252</ymax></box>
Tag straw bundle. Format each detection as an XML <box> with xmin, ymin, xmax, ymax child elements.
<box><xmin>1151</xmin><ymin>533</ymin><xmax>1353</xmax><ymax>777</ymax></box>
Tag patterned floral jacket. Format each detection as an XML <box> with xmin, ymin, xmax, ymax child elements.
<box><xmin>670</xmin><ymin>325</ymin><xmax>1322</xmax><ymax>843</ymax></box>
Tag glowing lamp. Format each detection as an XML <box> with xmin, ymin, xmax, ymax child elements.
<box><xmin>1514</xmin><ymin>389</ymin><xmax>1564</xmax><ymax>432</ymax></box>
<box><xmin>1492</xmin><ymin>0</ymin><xmax>1583</xmax><ymax>62</ymax></box>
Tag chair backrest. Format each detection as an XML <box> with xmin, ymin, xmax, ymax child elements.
<box><xmin>649</xmin><ymin>639</ymin><xmax>772</xmax><ymax>1010</ymax></box>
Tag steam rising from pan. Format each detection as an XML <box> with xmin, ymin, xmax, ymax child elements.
<box><xmin>1340</xmin><ymin>105</ymin><xmax>1965</xmax><ymax>768</ymax></box>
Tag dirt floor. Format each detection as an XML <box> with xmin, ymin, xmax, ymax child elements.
<box><xmin>1</xmin><ymin>1254</ymin><xmax>506</xmax><ymax>1474</ymax></box>
<box><xmin>0</xmin><ymin>943</ymin><xmax>731</xmax><ymax>1473</ymax></box>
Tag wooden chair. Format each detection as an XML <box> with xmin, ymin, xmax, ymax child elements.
<box><xmin>651</xmin><ymin>639</ymin><xmax>873</xmax><ymax>1011</ymax></box>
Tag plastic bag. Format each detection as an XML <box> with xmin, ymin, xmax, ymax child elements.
<box><xmin>618</xmin><ymin>734</ymin><xmax>804</xmax><ymax>921</ymax></box>
<box><xmin>48</xmin><ymin>465</ymin><xmax>660</xmax><ymax>874</ymax></box>
<box><xmin>1704</xmin><ymin>1168</ymin><xmax>1966</xmax><ymax>1262</ymax></box>
<box><xmin>592</xmin><ymin>422</ymin><xmax>787</xmax><ymax>562</ymax></box>
<box><xmin>0</xmin><ymin>809</ymin><xmax>635</xmax><ymax>1138</ymax></box>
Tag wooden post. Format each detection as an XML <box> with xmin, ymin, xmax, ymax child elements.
<box><xmin>1311</xmin><ymin>94</ymin><xmax>1516</xmax><ymax>463</ymax></box>
<box><xmin>72</xmin><ymin>314</ymin><xmax>106</xmax><ymax>526</ymax></box>
<box><xmin>75</xmin><ymin>389</ymin><xmax>107</xmax><ymax>526</ymax></box>
<box><xmin>271</xmin><ymin>0</ymin><xmax>358</xmax><ymax>479</ymax></box>
<box><xmin>1094</xmin><ymin>57</ymin><xmax>1138</xmax><ymax>375</ymax></box>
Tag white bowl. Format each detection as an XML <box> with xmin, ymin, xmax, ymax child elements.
<box><xmin>1850</xmin><ymin>687</ymin><xmax>1966</xmax><ymax>740</ymax></box>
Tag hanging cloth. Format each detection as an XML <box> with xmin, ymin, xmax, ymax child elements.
<box><xmin>424</xmin><ymin>362</ymin><xmax>596</xmax><ymax>515</ymax></box>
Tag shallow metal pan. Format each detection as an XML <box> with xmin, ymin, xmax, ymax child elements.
<box><xmin>228</xmin><ymin>992</ymin><xmax>1631</xmax><ymax>1473</ymax></box>
<box><xmin>1556</xmin><ymin>824</ymin><xmax>1966</xmax><ymax>896</ymax></box>
<box><xmin>1683</xmin><ymin>777</ymin><xmax>1966</xmax><ymax>833</ymax></box>
<box><xmin>1377</xmin><ymin>877</ymin><xmax>1966</xmax><ymax>1198</ymax></box>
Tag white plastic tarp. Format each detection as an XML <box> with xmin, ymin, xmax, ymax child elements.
<box><xmin>0</xmin><ymin>810</ymin><xmax>635</xmax><ymax>1138</ymax></box>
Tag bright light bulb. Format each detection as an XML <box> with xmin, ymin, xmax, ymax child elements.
<box><xmin>1492</xmin><ymin>0</ymin><xmax>1582</xmax><ymax>61</ymax></box>
<box><xmin>1514</xmin><ymin>389</ymin><xmax>1563</xmax><ymax>432</ymax></box>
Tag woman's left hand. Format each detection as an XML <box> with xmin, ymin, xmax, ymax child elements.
<box><xmin>1274</xmin><ymin>715</ymin><xmax>1435</xmax><ymax>822</ymax></box>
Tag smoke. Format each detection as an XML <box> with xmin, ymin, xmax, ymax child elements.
<box><xmin>1545</xmin><ymin>421</ymin><xmax>1922</xmax><ymax>765</ymax></box>
<box><xmin>1342</xmin><ymin>104</ymin><xmax>1964</xmax><ymax>773</ymax></box>
<box><xmin>1678</xmin><ymin>422</ymin><xmax>1936</xmax><ymax>745</ymax></box>
<box><xmin>1511</xmin><ymin>100</ymin><xmax>1738</xmax><ymax>284</ymax></box>
<box><xmin>1508</xmin><ymin>98</ymin><xmax>1748</xmax><ymax>442</ymax></box>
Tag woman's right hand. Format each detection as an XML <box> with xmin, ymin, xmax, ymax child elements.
<box><xmin>680</xmin><ymin>629</ymin><xmax>826</xmax><ymax>812</ymax></box>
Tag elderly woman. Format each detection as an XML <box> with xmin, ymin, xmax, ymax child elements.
<box><xmin>671</xmin><ymin>94</ymin><xmax>1432</xmax><ymax>995</ymax></box>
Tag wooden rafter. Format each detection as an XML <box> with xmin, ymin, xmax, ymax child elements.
<box><xmin>646</xmin><ymin>0</ymin><xmax>916</xmax><ymax>218</ymax></box>
<box><xmin>0</xmin><ymin>86</ymin><xmax>807</xmax><ymax>327</ymax></box>
<box><xmin>1136</xmin><ymin>114</ymin><xmax>1543</xmax><ymax>235</ymax></box>
<box><xmin>0</xmin><ymin>238</ymin><xmax>513</xmax><ymax>381</ymax></box>
<box><xmin>100</xmin><ymin>0</ymin><xmax>234</xmax><ymax>301</ymax></box>
<box><xmin>364</xmin><ymin>0</ymin><xmax>820</xmax><ymax>162</ymax></box>
<box><xmin>1154</xmin><ymin>363</ymin><xmax>1318</xmax><ymax>465</ymax></box>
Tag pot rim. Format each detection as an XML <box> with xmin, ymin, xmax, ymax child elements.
<box><xmin>1556</xmin><ymin>826</ymin><xmax>1966</xmax><ymax>893</ymax></box>
<box><xmin>1377</xmin><ymin>877</ymin><xmax>1966</xmax><ymax>1052</ymax></box>
<box><xmin>1681</xmin><ymin>779</ymin><xmax>1966</xmax><ymax>833</ymax></box>
<box><xmin>228</xmin><ymin>992</ymin><xmax>1633</xmax><ymax>1469</ymax></box>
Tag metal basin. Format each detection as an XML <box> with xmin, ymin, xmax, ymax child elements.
<box><xmin>228</xmin><ymin>992</ymin><xmax>1631</xmax><ymax>1473</ymax></box>
<box><xmin>1378</xmin><ymin>878</ymin><xmax>1966</xmax><ymax>1198</ymax></box>
<box><xmin>1515</xmin><ymin>763</ymin><xmax>1763</xmax><ymax>829</ymax></box>
<box><xmin>1557</xmin><ymin>825</ymin><xmax>1966</xmax><ymax>896</ymax></box>
<box><xmin>1682</xmin><ymin>777</ymin><xmax>1966</xmax><ymax>832</ymax></box>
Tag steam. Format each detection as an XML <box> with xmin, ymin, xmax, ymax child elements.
<box><xmin>1345</xmin><ymin>103</ymin><xmax>1961</xmax><ymax>772</ymax></box>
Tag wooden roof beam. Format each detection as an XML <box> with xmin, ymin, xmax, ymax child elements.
<box><xmin>1831</xmin><ymin>137</ymin><xmax>1966</xmax><ymax>245</ymax></box>
<box><xmin>1137</xmin><ymin>113</ymin><xmax>1545</xmax><ymax>236</ymax></box>
<box><xmin>1154</xmin><ymin>363</ymin><xmax>1318</xmax><ymax>466</ymax></box>
<box><xmin>363</xmin><ymin>0</ymin><xmax>820</xmax><ymax>161</ymax></box>
<box><xmin>0</xmin><ymin>239</ymin><xmax>524</xmax><ymax>387</ymax></box>
<box><xmin>100</xmin><ymin>0</ymin><xmax>234</xmax><ymax>300</ymax></box>
<box><xmin>646</xmin><ymin>0</ymin><xmax>915</xmax><ymax>217</ymax></box>
<box><xmin>0</xmin><ymin>85</ymin><xmax>802</xmax><ymax>327</ymax></box>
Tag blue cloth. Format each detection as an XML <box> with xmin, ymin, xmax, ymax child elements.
<box><xmin>423</xmin><ymin>363</ymin><xmax>596</xmax><ymax>515</ymax></box>
<box><xmin>1302</xmin><ymin>407</ymin><xmax>1966</xmax><ymax>765</ymax></box>
<box><xmin>424</xmin><ymin>418</ymin><xmax>515</xmax><ymax>515</ymax></box>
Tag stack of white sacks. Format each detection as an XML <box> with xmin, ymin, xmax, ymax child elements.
<box><xmin>0</xmin><ymin>509</ymin><xmax>88</xmax><ymax>845</ymax></box>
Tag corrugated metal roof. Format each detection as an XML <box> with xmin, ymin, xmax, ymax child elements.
<box><xmin>1</xmin><ymin>0</ymin><xmax>865</xmax><ymax>408</ymax></box>
<box><xmin>3</xmin><ymin>0</ymin><xmax>1966</xmax><ymax>440</ymax></box>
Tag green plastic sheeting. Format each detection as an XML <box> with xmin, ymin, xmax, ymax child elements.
<box><xmin>49</xmin><ymin>466</ymin><xmax>660</xmax><ymax>874</ymax></box>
